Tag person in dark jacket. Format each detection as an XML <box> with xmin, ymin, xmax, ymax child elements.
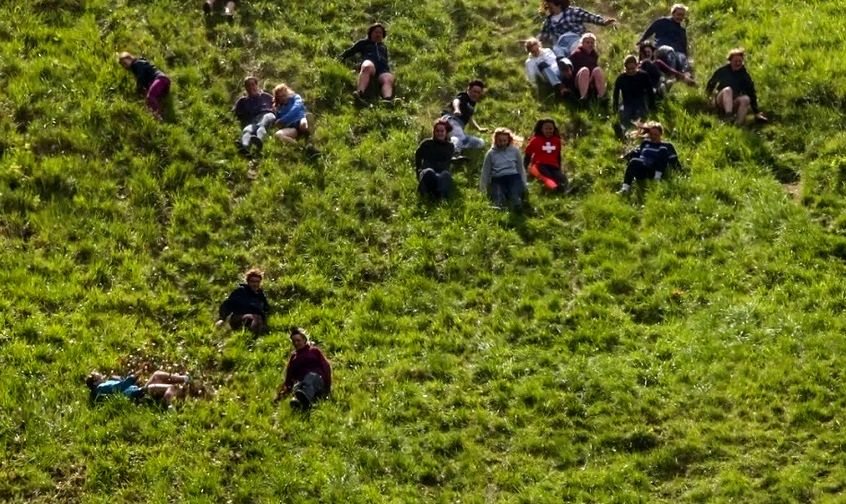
<box><xmin>569</xmin><ymin>33</ymin><xmax>606</xmax><ymax>99</ymax></box>
<box><xmin>443</xmin><ymin>80</ymin><xmax>489</xmax><ymax>155</ymax></box>
<box><xmin>118</xmin><ymin>52</ymin><xmax>171</xmax><ymax>120</ymax></box>
<box><xmin>613</xmin><ymin>55</ymin><xmax>655</xmax><ymax>135</ymax></box>
<box><xmin>637</xmin><ymin>42</ymin><xmax>695</xmax><ymax>98</ymax></box>
<box><xmin>705</xmin><ymin>48</ymin><xmax>768</xmax><ymax>125</ymax></box>
<box><xmin>233</xmin><ymin>76</ymin><xmax>275</xmax><ymax>155</ymax></box>
<box><xmin>638</xmin><ymin>4</ymin><xmax>691</xmax><ymax>72</ymax></box>
<box><xmin>274</xmin><ymin>327</ymin><xmax>332</xmax><ymax>410</ymax></box>
<box><xmin>339</xmin><ymin>23</ymin><xmax>395</xmax><ymax>102</ymax></box>
<box><xmin>415</xmin><ymin>118</ymin><xmax>456</xmax><ymax>200</ymax></box>
<box><xmin>215</xmin><ymin>269</ymin><xmax>271</xmax><ymax>334</ymax></box>
<box><xmin>616</xmin><ymin>121</ymin><xmax>681</xmax><ymax>195</ymax></box>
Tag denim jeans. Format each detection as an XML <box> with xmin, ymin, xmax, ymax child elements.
<box><xmin>553</xmin><ymin>32</ymin><xmax>581</xmax><ymax>58</ymax></box>
<box><xmin>447</xmin><ymin>116</ymin><xmax>485</xmax><ymax>153</ymax></box>
<box><xmin>240</xmin><ymin>113</ymin><xmax>276</xmax><ymax>147</ymax></box>
<box><xmin>292</xmin><ymin>372</ymin><xmax>326</xmax><ymax>407</ymax></box>
<box><xmin>490</xmin><ymin>174</ymin><xmax>525</xmax><ymax>208</ymax></box>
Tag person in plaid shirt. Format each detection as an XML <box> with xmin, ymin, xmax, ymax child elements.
<box><xmin>538</xmin><ymin>0</ymin><xmax>616</xmax><ymax>57</ymax></box>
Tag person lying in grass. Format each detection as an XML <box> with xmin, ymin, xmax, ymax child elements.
<box><xmin>705</xmin><ymin>48</ymin><xmax>767</xmax><ymax>125</ymax></box>
<box><xmin>215</xmin><ymin>268</ymin><xmax>271</xmax><ymax>335</ymax></box>
<box><xmin>616</xmin><ymin>121</ymin><xmax>681</xmax><ymax>195</ymax></box>
<box><xmin>480</xmin><ymin>127</ymin><xmax>527</xmax><ymax>209</ymax></box>
<box><xmin>524</xmin><ymin>118</ymin><xmax>569</xmax><ymax>192</ymax></box>
<box><xmin>638</xmin><ymin>3</ymin><xmax>692</xmax><ymax>74</ymax></box>
<box><xmin>272</xmin><ymin>83</ymin><xmax>312</xmax><ymax>143</ymax></box>
<box><xmin>538</xmin><ymin>0</ymin><xmax>616</xmax><ymax>58</ymax></box>
<box><xmin>274</xmin><ymin>327</ymin><xmax>332</xmax><ymax>410</ymax></box>
<box><xmin>233</xmin><ymin>76</ymin><xmax>275</xmax><ymax>156</ymax></box>
<box><xmin>86</xmin><ymin>369</ymin><xmax>193</xmax><ymax>406</ymax></box>
<box><xmin>569</xmin><ymin>33</ymin><xmax>606</xmax><ymax>100</ymax></box>
<box><xmin>637</xmin><ymin>41</ymin><xmax>695</xmax><ymax>99</ymax></box>
<box><xmin>415</xmin><ymin>118</ymin><xmax>455</xmax><ymax>200</ymax></box>
<box><xmin>613</xmin><ymin>55</ymin><xmax>655</xmax><ymax>137</ymax></box>
<box><xmin>117</xmin><ymin>52</ymin><xmax>171</xmax><ymax>121</ymax></box>
<box><xmin>524</xmin><ymin>37</ymin><xmax>571</xmax><ymax>98</ymax></box>
<box><xmin>339</xmin><ymin>23</ymin><xmax>395</xmax><ymax>103</ymax></box>
<box><xmin>443</xmin><ymin>79</ymin><xmax>488</xmax><ymax>157</ymax></box>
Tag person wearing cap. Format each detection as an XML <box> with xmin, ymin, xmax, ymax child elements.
<box><xmin>616</xmin><ymin>121</ymin><xmax>681</xmax><ymax>195</ymax></box>
<box><xmin>638</xmin><ymin>4</ymin><xmax>692</xmax><ymax>73</ymax></box>
<box><xmin>215</xmin><ymin>269</ymin><xmax>271</xmax><ymax>335</ymax></box>
<box><xmin>275</xmin><ymin>328</ymin><xmax>332</xmax><ymax>409</ymax></box>
<box><xmin>117</xmin><ymin>52</ymin><xmax>171</xmax><ymax>120</ymax></box>
<box><xmin>538</xmin><ymin>0</ymin><xmax>616</xmax><ymax>58</ymax></box>
<box><xmin>338</xmin><ymin>23</ymin><xmax>395</xmax><ymax>102</ymax></box>
<box><xmin>233</xmin><ymin>76</ymin><xmax>275</xmax><ymax>156</ymax></box>
<box><xmin>705</xmin><ymin>48</ymin><xmax>767</xmax><ymax>125</ymax></box>
<box><xmin>85</xmin><ymin>369</ymin><xmax>192</xmax><ymax>406</ymax></box>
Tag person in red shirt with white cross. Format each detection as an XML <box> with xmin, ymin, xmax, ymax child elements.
<box><xmin>523</xmin><ymin>118</ymin><xmax>569</xmax><ymax>192</ymax></box>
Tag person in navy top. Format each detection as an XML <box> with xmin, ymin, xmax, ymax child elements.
<box><xmin>616</xmin><ymin>121</ymin><xmax>681</xmax><ymax>195</ymax></box>
<box><xmin>215</xmin><ymin>269</ymin><xmax>271</xmax><ymax>335</ymax></box>
<box><xmin>275</xmin><ymin>328</ymin><xmax>332</xmax><ymax>410</ymax></box>
<box><xmin>638</xmin><ymin>4</ymin><xmax>691</xmax><ymax>73</ymax></box>
<box><xmin>233</xmin><ymin>76</ymin><xmax>275</xmax><ymax>155</ymax></box>
<box><xmin>118</xmin><ymin>52</ymin><xmax>171</xmax><ymax>120</ymax></box>
<box><xmin>339</xmin><ymin>23</ymin><xmax>395</xmax><ymax>102</ymax></box>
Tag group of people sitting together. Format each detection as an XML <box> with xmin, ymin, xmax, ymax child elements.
<box><xmin>87</xmin><ymin>270</ymin><xmax>333</xmax><ymax>411</ymax></box>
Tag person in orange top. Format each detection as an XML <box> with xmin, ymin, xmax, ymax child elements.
<box><xmin>523</xmin><ymin>118</ymin><xmax>569</xmax><ymax>192</ymax></box>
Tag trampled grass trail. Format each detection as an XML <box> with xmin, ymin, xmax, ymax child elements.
<box><xmin>2</xmin><ymin>0</ymin><xmax>846</xmax><ymax>501</ymax></box>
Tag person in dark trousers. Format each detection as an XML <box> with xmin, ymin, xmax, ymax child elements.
<box><xmin>339</xmin><ymin>23</ymin><xmax>395</xmax><ymax>102</ymax></box>
<box><xmin>705</xmin><ymin>48</ymin><xmax>768</xmax><ymax>125</ymax></box>
<box><xmin>215</xmin><ymin>269</ymin><xmax>271</xmax><ymax>335</ymax></box>
<box><xmin>616</xmin><ymin>121</ymin><xmax>681</xmax><ymax>195</ymax></box>
<box><xmin>118</xmin><ymin>52</ymin><xmax>171</xmax><ymax>120</ymax></box>
<box><xmin>415</xmin><ymin>118</ymin><xmax>456</xmax><ymax>200</ymax></box>
<box><xmin>443</xmin><ymin>79</ymin><xmax>489</xmax><ymax>156</ymax></box>
<box><xmin>275</xmin><ymin>328</ymin><xmax>332</xmax><ymax>410</ymax></box>
<box><xmin>638</xmin><ymin>4</ymin><xmax>691</xmax><ymax>73</ymax></box>
<box><xmin>233</xmin><ymin>76</ymin><xmax>275</xmax><ymax>156</ymax></box>
<box><xmin>524</xmin><ymin>118</ymin><xmax>568</xmax><ymax>192</ymax></box>
<box><xmin>613</xmin><ymin>55</ymin><xmax>656</xmax><ymax>136</ymax></box>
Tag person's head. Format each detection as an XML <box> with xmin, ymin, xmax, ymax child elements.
<box><xmin>244</xmin><ymin>76</ymin><xmax>260</xmax><ymax>97</ymax></box>
<box><xmin>638</xmin><ymin>42</ymin><xmax>655</xmax><ymax>60</ymax></box>
<box><xmin>272</xmin><ymin>83</ymin><xmax>293</xmax><ymax>107</ymax></box>
<box><xmin>432</xmin><ymin>117</ymin><xmax>452</xmax><ymax>141</ymax></box>
<box><xmin>670</xmin><ymin>4</ymin><xmax>687</xmax><ymax>23</ymax></box>
<box><xmin>579</xmin><ymin>33</ymin><xmax>597</xmax><ymax>52</ymax></box>
<box><xmin>533</xmin><ymin>118</ymin><xmax>559</xmax><ymax>138</ymax></box>
<box><xmin>492</xmin><ymin>127</ymin><xmax>515</xmax><ymax>149</ymax></box>
<box><xmin>245</xmin><ymin>269</ymin><xmax>263</xmax><ymax>292</ymax></box>
<box><xmin>290</xmin><ymin>327</ymin><xmax>309</xmax><ymax>350</ymax></box>
<box><xmin>367</xmin><ymin>23</ymin><xmax>386</xmax><ymax>42</ymax></box>
<box><xmin>525</xmin><ymin>37</ymin><xmax>542</xmax><ymax>57</ymax></box>
<box><xmin>558</xmin><ymin>57</ymin><xmax>574</xmax><ymax>78</ymax></box>
<box><xmin>727</xmin><ymin>48</ymin><xmax>745</xmax><ymax>70</ymax></box>
<box><xmin>642</xmin><ymin>121</ymin><xmax>664</xmax><ymax>141</ymax></box>
<box><xmin>624</xmin><ymin>55</ymin><xmax>638</xmax><ymax>74</ymax></box>
<box><xmin>86</xmin><ymin>371</ymin><xmax>105</xmax><ymax>391</ymax></box>
<box><xmin>467</xmin><ymin>79</ymin><xmax>486</xmax><ymax>103</ymax></box>
<box><xmin>117</xmin><ymin>51</ymin><xmax>135</xmax><ymax>69</ymax></box>
<box><xmin>541</xmin><ymin>0</ymin><xmax>569</xmax><ymax>14</ymax></box>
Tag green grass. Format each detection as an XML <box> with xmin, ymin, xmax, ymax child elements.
<box><xmin>2</xmin><ymin>0</ymin><xmax>846</xmax><ymax>501</ymax></box>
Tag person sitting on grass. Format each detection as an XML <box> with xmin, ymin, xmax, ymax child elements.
<box><xmin>443</xmin><ymin>80</ymin><xmax>489</xmax><ymax>157</ymax></box>
<box><xmin>538</xmin><ymin>0</ymin><xmax>616</xmax><ymax>58</ymax></box>
<box><xmin>524</xmin><ymin>37</ymin><xmax>570</xmax><ymax>98</ymax></box>
<box><xmin>613</xmin><ymin>55</ymin><xmax>655</xmax><ymax>137</ymax></box>
<box><xmin>272</xmin><ymin>83</ymin><xmax>312</xmax><ymax>144</ymax></box>
<box><xmin>638</xmin><ymin>4</ymin><xmax>692</xmax><ymax>73</ymax></box>
<box><xmin>705</xmin><ymin>48</ymin><xmax>767</xmax><ymax>125</ymax></box>
<box><xmin>233</xmin><ymin>76</ymin><xmax>275</xmax><ymax>156</ymax></box>
<box><xmin>524</xmin><ymin>118</ymin><xmax>569</xmax><ymax>192</ymax></box>
<box><xmin>215</xmin><ymin>268</ymin><xmax>271</xmax><ymax>335</ymax></box>
<box><xmin>637</xmin><ymin>42</ymin><xmax>695</xmax><ymax>98</ymax></box>
<box><xmin>616</xmin><ymin>121</ymin><xmax>681</xmax><ymax>195</ymax></box>
<box><xmin>338</xmin><ymin>23</ymin><xmax>395</xmax><ymax>103</ymax></box>
<box><xmin>274</xmin><ymin>327</ymin><xmax>332</xmax><ymax>410</ymax></box>
<box><xmin>480</xmin><ymin>128</ymin><xmax>528</xmax><ymax>210</ymax></box>
<box><xmin>569</xmin><ymin>33</ymin><xmax>607</xmax><ymax>100</ymax></box>
<box><xmin>202</xmin><ymin>0</ymin><xmax>237</xmax><ymax>21</ymax></box>
<box><xmin>86</xmin><ymin>369</ymin><xmax>193</xmax><ymax>407</ymax></box>
<box><xmin>415</xmin><ymin>118</ymin><xmax>456</xmax><ymax>200</ymax></box>
<box><xmin>117</xmin><ymin>52</ymin><xmax>171</xmax><ymax>121</ymax></box>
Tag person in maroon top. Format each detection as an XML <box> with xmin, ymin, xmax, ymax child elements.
<box><xmin>274</xmin><ymin>327</ymin><xmax>332</xmax><ymax>409</ymax></box>
<box><xmin>569</xmin><ymin>33</ymin><xmax>606</xmax><ymax>100</ymax></box>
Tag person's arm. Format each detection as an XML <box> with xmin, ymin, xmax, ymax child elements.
<box><xmin>744</xmin><ymin>70</ymin><xmax>760</xmax><ymax>114</ymax></box>
<box><xmin>523</xmin><ymin>150</ymin><xmax>533</xmax><ymax>170</ymax></box>
<box><xmin>470</xmin><ymin>117</ymin><xmax>486</xmax><ymax>132</ymax></box>
<box><xmin>574</xmin><ymin>7</ymin><xmax>614</xmax><ymax>26</ymax></box>
<box><xmin>645</xmin><ymin>74</ymin><xmax>656</xmax><ymax>109</ymax></box>
<box><xmin>316</xmin><ymin>348</ymin><xmax>332</xmax><ymax>392</ymax></box>
<box><xmin>338</xmin><ymin>39</ymin><xmax>364</xmax><ymax>61</ymax></box>
<box><xmin>274</xmin><ymin>355</ymin><xmax>296</xmax><ymax>401</ymax></box>
<box><xmin>480</xmin><ymin>152</ymin><xmax>492</xmax><ymax>192</ymax></box>
<box><xmin>514</xmin><ymin>148</ymin><xmax>528</xmax><ymax>186</ymax></box>
<box><xmin>667</xmin><ymin>143</ymin><xmax>681</xmax><ymax>169</ymax></box>
<box><xmin>525</xmin><ymin>58</ymin><xmax>539</xmax><ymax>86</ymax></box>
<box><xmin>538</xmin><ymin>18</ymin><xmax>552</xmax><ymax>45</ymax></box>
<box><xmin>704</xmin><ymin>68</ymin><xmax>720</xmax><ymax>95</ymax></box>
<box><xmin>638</xmin><ymin>19</ymin><xmax>658</xmax><ymax>44</ymax></box>
<box><xmin>557</xmin><ymin>138</ymin><xmax>562</xmax><ymax>168</ymax></box>
<box><xmin>276</xmin><ymin>95</ymin><xmax>305</xmax><ymax>125</ymax></box>
<box><xmin>414</xmin><ymin>142</ymin><xmax>426</xmax><ymax>175</ymax></box>
<box><xmin>451</xmin><ymin>97</ymin><xmax>462</xmax><ymax>116</ymax></box>
<box><xmin>217</xmin><ymin>289</ymin><xmax>237</xmax><ymax>326</ymax></box>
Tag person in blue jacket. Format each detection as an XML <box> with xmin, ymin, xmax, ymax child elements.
<box><xmin>338</xmin><ymin>23</ymin><xmax>395</xmax><ymax>102</ymax></box>
<box><xmin>272</xmin><ymin>83</ymin><xmax>312</xmax><ymax>143</ymax></box>
<box><xmin>86</xmin><ymin>369</ymin><xmax>192</xmax><ymax>406</ymax></box>
<box><xmin>616</xmin><ymin>121</ymin><xmax>681</xmax><ymax>195</ymax></box>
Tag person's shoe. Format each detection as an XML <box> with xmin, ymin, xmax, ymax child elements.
<box><xmin>294</xmin><ymin>390</ymin><xmax>310</xmax><ymax>409</ymax></box>
<box><xmin>250</xmin><ymin>135</ymin><xmax>263</xmax><ymax>152</ymax></box>
<box><xmin>235</xmin><ymin>140</ymin><xmax>249</xmax><ymax>157</ymax></box>
<box><xmin>616</xmin><ymin>186</ymin><xmax>631</xmax><ymax>196</ymax></box>
<box><xmin>202</xmin><ymin>1</ymin><xmax>212</xmax><ymax>14</ymax></box>
<box><xmin>289</xmin><ymin>397</ymin><xmax>303</xmax><ymax>410</ymax></box>
<box><xmin>352</xmin><ymin>90</ymin><xmax>367</xmax><ymax>104</ymax></box>
<box><xmin>451</xmin><ymin>154</ymin><xmax>469</xmax><ymax>163</ymax></box>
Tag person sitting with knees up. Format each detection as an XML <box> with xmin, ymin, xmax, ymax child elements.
<box><xmin>616</xmin><ymin>121</ymin><xmax>681</xmax><ymax>195</ymax></box>
<box><xmin>443</xmin><ymin>80</ymin><xmax>489</xmax><ymax>158</ymax></box>
<box><xmin>215</xmin><ymin>268</ymin><xmax>271</xmax><ymax>335</ymax></box>
<box><xmin>705</xmin><ymin>48</ymin><xmax>767</xmax><ymax>125</ymax></box>
<box><xmin>524</xmin><ymin>37</ymin><xmax>569</xmax><ymax>98</ymax></box>
<box><xmin>233</xmin><ymin>76</ymin><xmax>275</xmax><ymax>156</ymax></box>
<box><xmin>480</xmin><ymin>128</ymin><xmax>527</xmax><ymax>210</ymax></box>
<box><xmin>271</xmin><ymin>83</ymin><xmax>311</xmax><ymax>143</ymax></box>
<box><xmin>338</xmin><ymin>23</ymin><xmax>395</xmax><ymax>103</ymax></box>
<box><xmin>569</xmin><ymin>33</ymin><xmax>606</xmax><ymax>100</ymax></box>
<box><xmin>538</xmin><ymin>0</ymin><xmax>616</xmax><ymax>58</ymax></box>
<box><xmin>415</xmin><ymin>118</ymin><xmax>455</xmax><ymax>200</ymax></box>
<box><xmin>524</xmin><ymin>118</ymin><xmax>569</xmax><ymax>192</ymax></box>
<box><xmin>86</xmin><ymin>369</ymin><xmax>193</xmax><ymax>407</ymax></box>
<box><xmin>613</xmin><ymin>55</ymin><xmax>655</xmax><ymax>136</ymax></box>
<box><xmin>274</xmin><ymin>327</ymin><xmax>332</xmax><ymax>410</ymax></box>
<box><xmin>117</xmin><ymin>52</ymin><xmax>171</xmax><ymax>121</ymax></box>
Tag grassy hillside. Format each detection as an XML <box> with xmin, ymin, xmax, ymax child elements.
<box><xmin>2</xmin><ymin>0</ymin><xmax>846</xmax><ymax>501</ymax></box>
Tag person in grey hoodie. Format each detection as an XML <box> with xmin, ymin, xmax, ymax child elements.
<box><xmin>480</xmin><ymin>128</ymin><xmax>528</xmax><ymax>209</ymax></box>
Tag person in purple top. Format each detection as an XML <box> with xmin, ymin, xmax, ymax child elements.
<box><xmin>233</xmin><ymin>76</ymin><xmax>275</xmax><ymax>155</ymax></box>
<box><xmin>638</xmin><ymin>4</ymin><xmax>691</xmax><ymax>73</ymax></box>
<box><xmin>339</xmin><ymin>23</ymin><xmax>395</xmax><ymax>102</ymax></box>
<box><xmin>569</xmin><ymin>33</ymin><xmax>606</xmax><ymax>100</ymax></box>
<box><xmin>118</xmin><ymin>52</ymin><xmax>171</xmax><ymax>120</ymax></box>
<box><xmin>274</xmin><ymin>327</ymin><xmax>332</xmax><ymax>410</ymax></box>
<box><xmin>538</xmin><ymin>0</ymin><xmax>616</xmax><ymax>58</ymax></box>
<box><xmin>86</xmin><ymin>369</ymin><xmax>192</xmax><ymax>406</ymax></box>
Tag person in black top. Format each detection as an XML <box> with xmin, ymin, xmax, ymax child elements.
<box><xmin>338</xmin><ymin>23</ymin><xmax>395</xmax><ymax>102</ymax></box>
<box><xmin>638</xmin><ymin>4</ymin><xmax>691</xmax><ymax>72</ymax></box>
<box><xmin>215</xmin><ymin>269</ymin><xmax>271</xmax><ymax>335</ymax></box>
<box><xmin>118</xmin><ymin>52</ymin><xmax>171</xmax><ymax>120</ymax></box>
<box><xmin>613</xmin><ymin>55</ymin><xmax>655</xmax><ymax>136</ymax></box>
<box><xmin>415</xmin><ymin>118</ymin><xmax>456</xmax><ymax>200</ymax></box>
<box><xmin>616</xmin><ymin>121</ymin><xmax>681</xmax><ymax>195</ymax></box>
<box><xmin>232</xmin><ymin>76</ymin><xmax>275</xmax><ymax>156</ymax></box>
<box><xmin>705</xmin><ymin>48</ymin><xmax>767</xmax><ymax>125</ymax></box>
<box><xmin>443</xmin><ymin>79</ymin><xmax>488</xmax><ymax>156</ymax></box>
<box><xmin>202</xmin><ymin>0</ymin><xmax>237</xmax><ymax>21</ymax></box>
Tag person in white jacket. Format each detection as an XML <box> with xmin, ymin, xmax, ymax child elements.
<box><xmin>480</xmin><ymin>128</ymin><xmax>528</xmax><ymax>209</ymax></box>
<box><xmin>524</xmin><ymin>37</ymin><xmax>570</xmax><ymax>98</ymax></box>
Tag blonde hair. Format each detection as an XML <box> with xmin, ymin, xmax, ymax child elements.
<box><xmin>245</xmin><ymin>268</ymin><xmax>263</xmax><ymax>282</ymax></box>
<box><xmin>272</xmin><ymin>83</ymin><xmax>293</xmax><ymax>108</ymax></box>
<box><xmin>727</xmin><ymin>47</ymin><xmax>745</xmax><ymax>60</ymax></box>
<box><xmin>579</xmin><ymin>32</ymin><xmax>596</xmax><ymax>45</ymax></box>
<box><xmin>671</xmin><ymin>3</ymin><xmax>687</xmax><ymax>14</ymax></box>
<box><xmin>117</xmin><ymin>51</ymin><xmax>135</xmax><ymax>63</ymax></box>
<box><xmin>524</xmin><ymin>37</ymin><xmax>541</xmax><ymax>52</ymax></box>
<box><xmin>491</xmin><ymin>127</ymin><xmax>523</xmax><ymax>148</ymax></box>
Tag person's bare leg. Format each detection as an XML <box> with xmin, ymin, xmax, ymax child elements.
<box><xmin>734</xmin><ymin>95</ymin><xmax>751</xmax><ymax>125</ymax></box>
<box><xmin>575</xmin><ymin>68</ymin><xmax>590</xmax><ymax>99</ymax></box>
<box><xmin>357</xmin><ymin>61</ymin><xmax>375</xmax><ymax>93</ymax></box>
<box><xmin>591</xmin><ymin>68</ymin><xmax>607</xmax><ymax>98</ymax></box>
<box><xmin>716</xmin><ymin>87</ymin><xmax>734</xmax><ymax>115</ymax></box>
<box><xmin>274</xmin><ymin>129</ymin><xmax>298</xmax><ymax>143</ymax></box>
<box><xmin>298</xmin><ymin>117</ymin><xmax>310</xmax><ymax>136</ymax></box>
<box><xmin>147</xmin><ymin>371</ymin><xmax>189</xmax><ymax>386</ymax></box>
<box><xmin>378</xmin><ymin>72</ymin><xmax>395</xmax><ymax>99</ymax></box>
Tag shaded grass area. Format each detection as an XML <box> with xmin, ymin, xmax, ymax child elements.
<box><xmin>2</xmin><ymin>0</ymin><xmax>846</xmax><ymax>501</ymax></box>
